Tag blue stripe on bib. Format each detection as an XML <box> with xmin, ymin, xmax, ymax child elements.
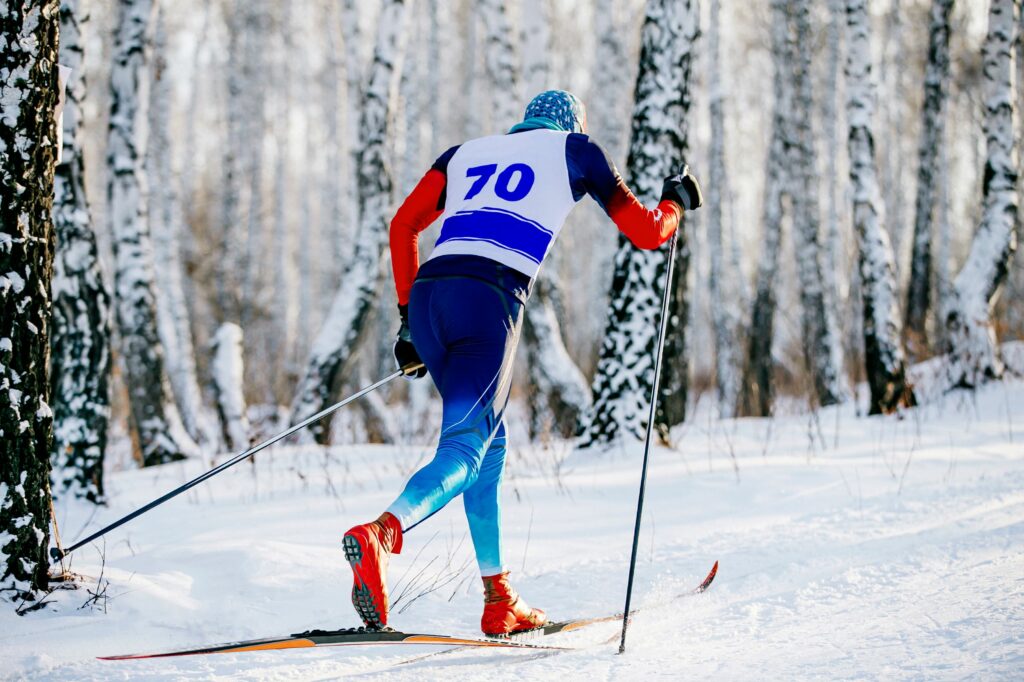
<box><xmin>436</xmin><ymin>208</ymin><xmax>553</xmax><ymax>264</ymax></box>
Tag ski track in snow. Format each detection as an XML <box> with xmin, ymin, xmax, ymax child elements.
<box><xmin>4</xmin><ymin>364</ymin><xmax>1024</xmax><ymax>680</ymax></box>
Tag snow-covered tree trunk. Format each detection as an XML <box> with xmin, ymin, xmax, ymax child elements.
<box><xmin>578</xmin><ymin>0</ymin><xmax>699</xmax><ymax>448</ymax></box>
<box><xmin>241</xmin><ymin>0</ymin><xmax>268</xmax><ymax>330</ymax></box>
<box><xmin>905</xmin><ymin>0</ymin><xmax>955</xmax><ymax>354</ymax></box>
<box><xmin>739</xmin><ymin>0</ymin><xmax>790</xmax><ymax>418</ymax></box>
<box><xmin>0</xmin><ymin>0</ymin><xmax>59</xmax><ymax>602</ymax></box>
<box><xmin>822</xmin><ymin>0</ymin><xmax>847</xmax><ymax>369</ymax></box>
<box><xmin>789</xmin><ymin>0</ymin><xmax>845</xmax><ymax>408</ymax></box>
<box><xmin>288</xmin><ymin>0</ymin><xmax>411</xmax><ymax>443</ymax></box>
<box><xmin>147</xmin><ymin>6</ymin><xmax>215</xmax><ymax>450</ymax></box>
<box><xmin>845</xmin><ymin>0</ymin><xmax>917</xmax><ymax>415</ymax></box>
<box><xmin>269</xmin><ymin>1</ymin><xmax>296</xmax><ymax>401</ymax></box>
<box><xmin>210</xmin><ymin>323</ymin><xmax>250</xmax><ymax>451</ymax></box>
<box><xmin>107</xmin><ymin>0</ymin><xmax>196</xmax><ymax>465</ymax></box>
<box><xmin>50</xmin><ymin>0</ymin><xmax>112</xmax><ymax>503</ymax></box>
<box><xmin>486</xmin><ymin>0</ymin><xmax>591</xmax><ymax>438</ymax></box>
<box><xmin>945</xmin><ymin>0</ymin><xmax>1019</xmax><ymax>388</ymax></box>
<box><xmin>589</xmin><ymin>0</ymin><xmax>632</xmax><ymax>164</ymax></box>
<box><xmin>520</xmin><ymin>0</ymin><xmax>552</xmax><ymax>96</ymax></box>
<box><xmin>218</xmin><ymin>0</ymin><xmax>244</xmax><ymax>322</ymax></box>
<box><xmin>477</xmin><ymin>0</ymin><xmax>521</xmax><ymax>131</ymax></box>
<box><xmin>706</xmin><ymin>0</ymin><xmax>740</xmax><ymax>418</ymax></box>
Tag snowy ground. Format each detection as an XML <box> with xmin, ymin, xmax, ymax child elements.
<box><xmin>3</xmin><ymin>351</ymin><xmax>1024</xmax><ymax>680</ymax></box>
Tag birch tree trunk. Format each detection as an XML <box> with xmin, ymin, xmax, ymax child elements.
<box><xmin>478</xmin><ymin>0</ymin><xmax>590</xmax><ymax>438</ymax></box>
<box><xmin>108</xmin><ymin>0</ymin><xmax>197</xmax><ymax>465</ymax></box>
<box><xmin>147</xmin><ymin>6</ymin><xmax>215</xmax><ymax>450</ymax></box>
<box><xmin>211</xmin><ymin>322</ymin><xmax>250</xmax><ymax>451</ymax></box>
<box><xmin>288</xmin><ymin>0</ymin><xmax>411</xmax><ymax>443</ymax></box>
<box><xmin>739</xmin><ymin>0</ymin><xmax>790</xmax><ymax>418</ymax></box>
<box><xmin>706</xmin><ymin>0</ymin><xmax>740</xmax><ymax>418</ymax></box>
<box><xmin>945</xmin><ymin>0</ymin><xmax>1018</xmax><ymax>388</ymax></box>
<box><xmin>51</xmin><ymin>0</ymin><xmax>112</xmax><ymax>503</ymax></box>
<box><xmin>579</xmin><ymin>0</ymin><xmax>699</xmax><ymax>448</ymax></box>
<box><xmin>905</xmin><ymin>0</ymin><xmax>955</xmax><ymax>354</ymax></box>
<box><xmin>845</xmin><ymin>0</ymin><xmax>917</xmax><ymax>415</ymax></box>
<box><xmin>0</xmin><ymin>0</ymin><xmax>59</xmax><ymax>602</ymax></box>
<box><xmin>789</xmin><ymin>0</ymin><xmax>845</xmax><ymax>408</ymax></box>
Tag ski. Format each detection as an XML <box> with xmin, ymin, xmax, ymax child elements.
<box><xmin>99</xmin><ymin>627</ymin><xmax>566</xmax><ymax>661</ymax></box>
<box><xmin>514</xmin><ymin>559</ymin><xmax>718</xmax><ymax>639</ymax></box>
<box><xmin>396</xmin><ymin>560</ymin><xmax>718</xmax><ymax>666</ymax></box>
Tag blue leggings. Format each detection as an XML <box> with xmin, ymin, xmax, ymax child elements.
<box><xmin>386</xmin><ymin>275</ymin><xmax>524</xmax><ymax>576</ymax></box>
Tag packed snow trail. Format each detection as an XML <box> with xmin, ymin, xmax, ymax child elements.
<box><xmin>3</xmin><ymin>352</ymin><xmax>1023</xmax><ymax>679</ymax></box>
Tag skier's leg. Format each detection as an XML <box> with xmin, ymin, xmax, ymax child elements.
<box><xmin>462</xmin><ymin>421</ymin><xmax>507</xmax><ymax>576</ymax></box>
<box><xmin>462</xmin><ymin>421</ymin><xmax>547</xmax><ymax>635</ymax></box>
<box><xmin>386</xmin><ymin>278</ymin><xmax>522</xmax><ymax>531</ymax></box>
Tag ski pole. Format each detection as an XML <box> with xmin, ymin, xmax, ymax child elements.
<box><xmin>50</xmin><ymin>362</ymin><xmax>424</xmax><ymax>564</ymax></box>
<box><xmin>618</xmin><ymin>225</ymin><xmax>680</xmax><ymax>655</ymax></box>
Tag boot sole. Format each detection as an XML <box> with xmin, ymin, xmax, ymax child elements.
<box><xmin>343</xmin><ymin>534</ymin><xmax>386</xmax><ymax>630</ymax></box>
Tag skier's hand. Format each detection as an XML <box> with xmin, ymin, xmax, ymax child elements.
<box><xmin>394</xmin><ymin>304</ymin><xmax>427</xmax><ymax>379</ymax></box>
<box><xmin>661</xmin><ymin>164</ymin><xmax>703</xmax><ymax>211</ymax></box>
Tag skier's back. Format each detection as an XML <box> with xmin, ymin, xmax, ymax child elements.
<box><xmin>343</xmin><ymin>90</ymin><xmax>702</xmax><ymax>636</ymax></box>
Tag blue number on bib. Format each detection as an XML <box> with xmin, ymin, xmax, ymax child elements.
<box><xmin>495</xmin><ymin>164</ymin><xmax>535</xmax><ymax>201</ymax></box>
<box><xmin>464</xmin><ymin>164</ymin><xmax>498</xmax><ymax>200</ymax></box>
<box><xmin>463</xmin><ymin>163</ymin><xmax>535</xmax><ymax>202</ymax></box>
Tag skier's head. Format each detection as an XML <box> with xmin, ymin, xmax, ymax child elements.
<box><xmin>521</xmin><ymin>90</ymin><xmax>587</xmax><ymax>134</ymax></box>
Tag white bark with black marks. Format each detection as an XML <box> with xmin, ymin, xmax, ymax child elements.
<box><xmin>905</xmin><ymin>0</ymin><xmax>955</xmax><ymax>352</ymax></box>
<box><xmin>789</xmin><ymin>0</ymin><xmax>845</xmax><ymax>408</ymax></box>
<box><xmin>845</xmin><ymin>0</ymin><xmax>916</xmax><ymax>414</ymax></box>
<box><xmin>288</xmin><ymin>0</ymin><xmax>412</xmax><ymax>443</ymax></box>
<box><xmin>739</xmin><ymin>0</ymin><xmax>790</xmax><ymax>418</ymax></box>
<box><xmin>945</xmin><ymin>0</ymin><xmax>1018</xmax><ymax>388</ymax></box>
<box><xmin>1</xmin><ymin>0</ymin><xmax>59</xmax><ymax>601</ymax></box>
<box><xmin>107</xmin><ymin>0</ymin><xmax>197</xmax><ymax>465</ymax></box>
<box><xmin>211</xmin><ymin>323</ymin><xmax>250</xmax><ymax>451</ymax></box>
<box><xmin>147</xmin><ymin>6</ymin><xmax>216</xmax><ymax>451</ymax></box>
<box><xmin>51</xmin><ymin>0</ymin><xmax>113</xmax><ymax>503</ymax></box>
<box><xmin>579</xmin><ymin>0</ymin><xmax>699</xmax><ymax>448</ymax></box>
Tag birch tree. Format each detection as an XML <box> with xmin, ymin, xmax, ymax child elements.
<box><xmin>790</xmin><ymin>0</ymin><xmax>845</xmax><ymax>408</ymax></box>
<box><xmin>579</xmin><ymin>0</ymin><xmax>699</xmax><ymax>448</ymax></box>
<box><xmin>51</xmin><ymin>0</ymin><xmax>112</xmax><ymax>502</ymax></box>
<box><xmin>706</xmin><ymin>0</ymin><xmax>741</xmax><ymax>418</ymax></box>
<box><xmin>739</xmin><ymin>0</ymin><xmax>790</xmax><ymax>418</ymax></box>
<box><xmin>289</xmin><ymin>0</ymin><xmax>412</xmax><ymax>443</ymax></box>
<box><xmin>147</xmin><ymin>6</ymin><xmax>215</xmax><ymax>450</ymax></box>
<box><xmin>845</xmin><ymin>0</ymin><xmax>917</xmax><ymax>414</ymax></box>
<box><xmin>905</xmin><ymin>0</ymin><xmax>955</xmax><ymax>353</ymax></box>
<box><xmin>1</xmin><ymin>0</ymin><xmax>59</xmax><ymax>602</ymax></box>
<box><xmin>211</xmin><ymin>323</ymin><xmax>250</xmax><ymax>450</ymax></box>
<box><xmin>945</xmin><ymin>0</ymin><xmax>1018</xmax><ymax>387</ymax></box>
<box><xmin>107</xmin><ymin>0</ymin><xmax>196</xmax><ymax>465</ymax></box>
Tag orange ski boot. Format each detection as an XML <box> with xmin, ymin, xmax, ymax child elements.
<box><xmin>480</xmin><ymin>571</ymin><xmax>547</xmax><ymax>636</ymax></box>
<box><xmin>342</xmin><ymin>512</ymin><xmax>403</xmax><ymax>629</ymax></box>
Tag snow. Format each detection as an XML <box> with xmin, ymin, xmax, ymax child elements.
<box><xmin>3</xmin><ymin>351</ymin><xmax>1023</xmax><ymax>678</ymax></box>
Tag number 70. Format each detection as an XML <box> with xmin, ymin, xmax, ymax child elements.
<box><xmin>463</xmin><ymin>163</ymin><xmax>536</xmax><ymax>202</ymax></box>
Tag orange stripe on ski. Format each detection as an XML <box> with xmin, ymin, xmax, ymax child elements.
<box><xmin>404</xmin><ymin>635</ymin><xmax>532</xmax><ymax>647</ymax></box>
<box><xmin>221</xmin><ymin>639</ymin><xmax>317</xmax><ymax>653</ymax></box>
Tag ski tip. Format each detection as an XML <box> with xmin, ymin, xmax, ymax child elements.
<box><xmin>696</xmin><ymin>561</ymin><xmax>718</xmax><ymax>593</ymax></box>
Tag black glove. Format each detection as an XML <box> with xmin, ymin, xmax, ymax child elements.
<box><xmin>394</xmin><ymin>304</ymin><xmax>427</xmax><ymax>379</ymax></box>
<box><xmin>661</xmin><ymin>164</ymin><xmax>703</xmax><ymax>210</ymax></box>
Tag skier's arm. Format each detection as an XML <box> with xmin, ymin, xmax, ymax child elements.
<box><xmin>389</xmin><ymin>146</ymin><xmax>459</xmax><ymax>305</ymax></box>
<box><xmin>566</xmin><ymin>134</ymin><xmax>682</xmax><ymax>250</ymax></box>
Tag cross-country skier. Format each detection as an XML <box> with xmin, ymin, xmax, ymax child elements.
<box><xmin>343</xmin><ymin>90</ymin><xmax>703</xmax><ymax>636</ymax></box>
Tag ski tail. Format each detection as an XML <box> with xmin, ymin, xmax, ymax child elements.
<box><xmin>694</xmin><ymin>560</ymin><xmax>718</xmax><ymax>594</ymax></box>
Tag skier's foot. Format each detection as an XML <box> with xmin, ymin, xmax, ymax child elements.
<box><xmin>480</xmin><ymin>571</ymin><xmax>547</xmax><ymax>636</ymax></box>
<box><xmin>343</xmin><ymin>512</ymin><xmax>403</xmax><ymax>629</ymax></box>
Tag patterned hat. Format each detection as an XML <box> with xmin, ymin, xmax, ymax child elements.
<box><xmin>523</xmin><ymin>90</ymin><xmax>587</xmax><ymax>133</ymax></box>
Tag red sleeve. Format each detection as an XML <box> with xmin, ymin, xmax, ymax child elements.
<box><xmin>390</xmin><ymin>169</ymin><xmax>447</xmax><ymax>305</ymax></box>
<box><xmin>606</xmin><ymin>181</ymin><xmax>682</xmax><ymax>250</ymax></box>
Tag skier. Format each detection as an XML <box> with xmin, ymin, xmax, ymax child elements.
<box><xmin>343</xmin><ymin>90</ymin><xmax>703</xmax><ymax>636</ymax></box>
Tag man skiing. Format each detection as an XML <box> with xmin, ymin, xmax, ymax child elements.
<box><xmin>343</xmin><ymin>90</ymin><xmax>703</xmax><ymax>636</ymax></box>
